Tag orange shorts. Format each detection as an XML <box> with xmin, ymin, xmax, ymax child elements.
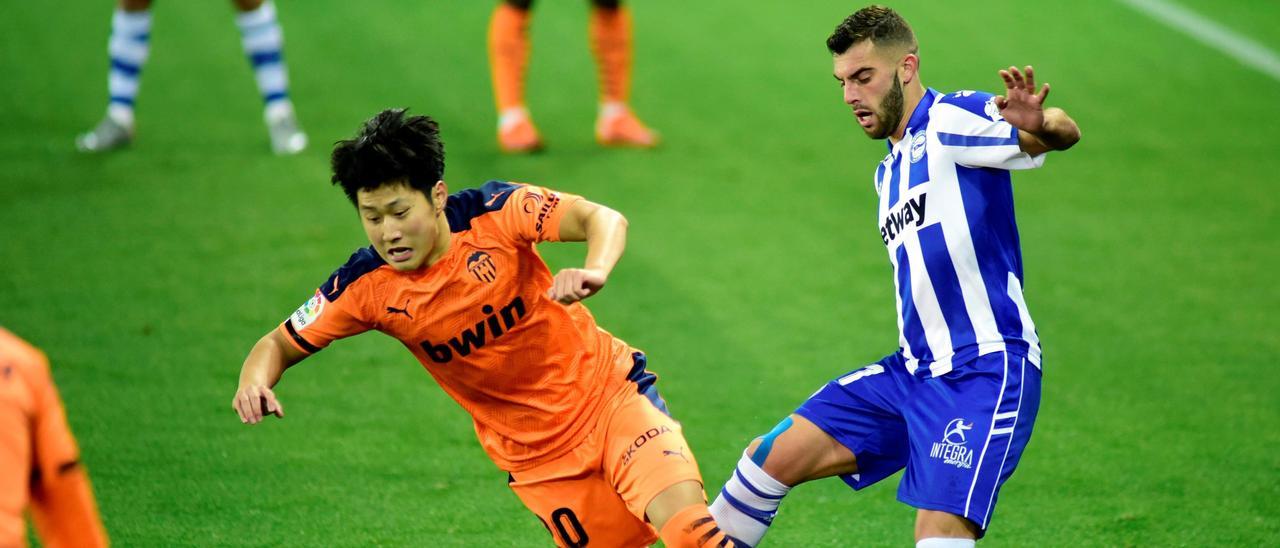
<box><xmin>507</xmin><ymin>385</ymin><xmax>704</xmax><ymax>547</ymax></box>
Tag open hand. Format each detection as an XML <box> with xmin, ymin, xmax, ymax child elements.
<box><xmin>995</xmin><ymin>65</ymin><xmax>1049</xmax><ymax>133</ymax></box>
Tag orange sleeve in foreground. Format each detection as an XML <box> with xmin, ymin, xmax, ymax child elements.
<box><xmin>1</xmin><ymin>329</ymin><xmax>108</xmax><ymax>547</ymax></box>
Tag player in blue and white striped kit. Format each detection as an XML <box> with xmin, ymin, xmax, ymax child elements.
<box><xmin>76</xmin><ymin>0</ymin><xmax>307</xmax><ymax>155</ymax></box>
<box><xmin>709</xmin><ymin>6</ymin><xmax>1080</xmax><ymax>547</ymax></box>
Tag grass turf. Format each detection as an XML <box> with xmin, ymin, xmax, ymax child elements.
<box><xmin>1</xmin><ymin>0</ymin><xmax>1277</xmax><ymax>545</ymax></box>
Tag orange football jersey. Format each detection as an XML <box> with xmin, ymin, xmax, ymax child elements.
<box><xmin>279</xmin><ymin>182</ymin><xmax>640</xmax><ymax>471</ymax></box>
<box><xmin>0</xmin><ymin>328</ymin><xmax>107</xmax><ymax>548</ymax></box>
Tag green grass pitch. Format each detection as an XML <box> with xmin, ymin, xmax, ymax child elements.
<box><xmin>1</xmin><ymin>0</ymin><xmax>1277</xmax><ymax>545</ymax></box>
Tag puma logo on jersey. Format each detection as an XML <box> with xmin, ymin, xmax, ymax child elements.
<box><xmin>663</xmin><ymin>446</ymin><xmax>688</xmax><ymax>463</ymax></box>
<box><xmin>386</xmin><ymin>300</ymin><xmax>413</xmax><ymax>319</ymax></box>
<box><xmin>419</xmin><ymin>296</ymin><xmax>527</xmax><ymax>363</ymax></box>
<box><xmin>881</xmin><ymin>193</ymin><xmax>928</xmax><ymax>245</ymax></box>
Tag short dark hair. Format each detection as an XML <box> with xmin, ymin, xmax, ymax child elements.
<box><xmin>330</xmin><ymin>108</ymin><xmax>445</xmax><ymax>205</ymax></box>
<box><xmin>826</xmin><ymin>5</ymin><xmax>917</xmax><ymax>56</ymax></box>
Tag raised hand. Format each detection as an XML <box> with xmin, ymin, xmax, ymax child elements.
<box><xmin>994</xmin><ymin>65</ymin><xmax>1049</xmax><ymax>133</ymax></box>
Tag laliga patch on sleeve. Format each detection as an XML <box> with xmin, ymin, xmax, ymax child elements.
<box><xmin>291</xmin><ymin>289</ymin><xmax>326</xmax><ymax>331</ymax></box>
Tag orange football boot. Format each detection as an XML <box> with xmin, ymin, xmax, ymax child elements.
<box><xmin>498</xmin><ymin>109</ymin><xmax>544</xmax><ymax>154</ymax></box>
<box><xmin>595</xmin><ymin>105</ymin><xmax>659</xmax><ymax>148</ymax></box>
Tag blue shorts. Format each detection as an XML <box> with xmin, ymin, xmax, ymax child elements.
<box><xmin>794</xmin><ymin>351</ymin><xmax>1041</xmax><ymax>533</ymax></box>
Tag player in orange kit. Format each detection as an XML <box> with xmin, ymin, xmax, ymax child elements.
<box><xmin>1</xmin><ymin>327</ymin><xmax>109</xmax><ymax>548</ymax></box>
<box><xmin>232</xmin><ymin>109</ymin><xmax>740</xmax><ymax>547</ymax></box>
<box><xmin>489</xmin><ymin>0</ymin><xmax>658</xmax><ymax>152</ymax></box>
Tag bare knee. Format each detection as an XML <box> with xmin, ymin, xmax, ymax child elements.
<box><xmin>591</xmin><ymin>0</ymin><xmax>621</xmax><ymax>9</ymax></box>
<box><xmin>745</xmin><ymin>414</ymin><xmax>857</xmax><ymax>486</ymax></box>
<box><xmin>505</xmin><ymin>0</ymin><xmax>534</xmax><ymax>10</ymax></box>
<box><xmin>915</xmin><ymin>509</ymin><xmax>979</xmax><ymax>541</ymax></box>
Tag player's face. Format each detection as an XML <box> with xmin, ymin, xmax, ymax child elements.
<box><xmin>833</xmin><ymin>41</ymin><xmax>906</xmax><ymax>140</ymax></box>
<box><xmin>356</xmin><ymin>181</ymin><xmax>447</xmax><ymax>272</ymax></box>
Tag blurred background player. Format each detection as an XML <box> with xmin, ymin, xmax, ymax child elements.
<box><xmin>1</xmin><ymin>327</ymin><xmax>108</xmax><ymax>548</ymax></box>
<box><xmin>708</xmin><ymin>6</ymin><xmax>1081</xmax><ymax>548</ymax></box>
<box><xmin>232</xmin><ymin>109</ymin><xmax>740</xmax><ymax>547</ymax></box>
<box><xmin>75</xmin><ymin>0</ymin><xmax>307</xmax><ymax>155</ymax></box>
<box><xmin>489</xmin><ymin>0</ymin><xmax>658</xmax><ymax>153</ymax></box>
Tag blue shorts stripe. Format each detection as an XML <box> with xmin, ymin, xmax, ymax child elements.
<box><xmin>963</xmin><ymin>352</ymin><xmax>1008</xmax><ymax>519</ymax></box>
<box><xmin>980</xmin><ymin>354</ymin><xmax>1027</xmax><ymax>528</ymax></box>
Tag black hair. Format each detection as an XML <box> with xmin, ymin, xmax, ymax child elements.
<box><xmin>330</xmin><ymin>108</ymin><xmax>445</xmax><ymax>205</ymax></box>
<box><xmin>826</xmin><ymin>5</ymin><xmax>917</xmax><ymax>56</ymax></box>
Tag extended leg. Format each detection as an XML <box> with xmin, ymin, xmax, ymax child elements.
<box><xmin>709</xmin><ymin>414</ymin><xmax>857</xmax><ymax>546</ymax></box>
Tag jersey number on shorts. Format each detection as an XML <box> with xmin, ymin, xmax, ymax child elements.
<box><xmin>838</xmin><ymin>364</ymin><xmax>885</xmax><ymax>386</ymax></box>
<box><xmin>541</xmin><ymin>507</ymin><xmax>588</xmax><ymax>547</ymax></box>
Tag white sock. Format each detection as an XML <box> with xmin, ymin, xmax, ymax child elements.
<box><xmin>106</xmin><ymin>8</ymin><xmax>151</xmax><ymax>127</ymax></box>
<box><xmin>498</xmin><ymin>106</ymin><xmax>530</xmax><ymax>130</ymax></box>
<box><xmin>598</xmin><ymin>100</ymin><xmax>628</xmax><ymax>121</ymax></box>
<box><xmin>236</xmin><ymin>1</ymin><xmax>292</xmax><ymax>109</ymax></box>
<box><xmin>917</xmin><ymin>538</ymin><xmax>976</xmax><ymax>548</ymax></box>
<box><xmin>107</xmin><ymin>103</ymin><xmax>135</xmax><ymax>129</ymax></box>
<box><xmin>264</xmin><ymin>99</ymin><xmax>295</xmax><ymax>124</ymax></box>
<box><xmin>708</xmin><ymin>452</ymin><xmax>791</xmax><ymax>547</ymax></box>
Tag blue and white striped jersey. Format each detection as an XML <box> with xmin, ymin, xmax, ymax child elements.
<box><xmin>874</xmin><ymin>88</ymin><xmax>1044</xmax><ymax>377</ymax></box>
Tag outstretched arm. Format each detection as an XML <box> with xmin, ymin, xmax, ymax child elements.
<box><xmin>547</xmin><ymin>199</ymin><xmax>628</xmax><ymax>304</ymax></box>
<box><xmin>996</xmin><ymin>65</ymin><xmax>1081</xmax><ymax>156</ymax></box>
<box><xmin>233</xmin><ymin>328</ymin><xmax>308</xmax><ymax>424</ymax></box>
